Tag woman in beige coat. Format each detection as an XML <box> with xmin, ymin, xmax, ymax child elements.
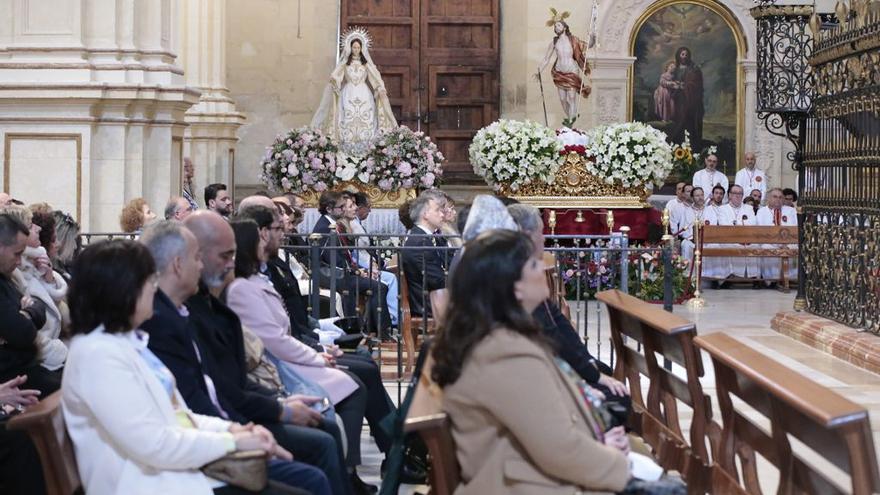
<box><xmin>431</xmin><ymin>230</ymin><xmax>632</xmax><ymax>494</ymax></box>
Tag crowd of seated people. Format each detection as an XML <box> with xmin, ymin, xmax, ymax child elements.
<box><xmin>1</xmin><ymin>180</ymin><xmax>697</xmax><ymax>495</ymax></box>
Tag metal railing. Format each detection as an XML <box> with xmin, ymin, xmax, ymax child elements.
<box><xmin>78</xmin><ymin>230</ymin><xmax>678</xmax><ymax>395</ymax></box>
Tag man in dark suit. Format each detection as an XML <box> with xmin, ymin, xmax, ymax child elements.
<box><xmin>508</xmin><ymin>204</ymin><xmax>631</xmax><ymax>425</ymax></box>
<box><xmin>312</xmin><ymin>191</ymin><xmax>391</xmax><ymax>336</ymax></box>
<box><xmin>0</xmin><ymin>214</ymin><xmax>52</xmax><ymax>495</ymax></box>
<box><xmin>138</xmin><ymin>220</ymin><xmax>334</xmax><ymax>495</ymax></box>
<box><xmin>401</xmin><ymin>192</ymin><xmax>450</xmax><ymax>317</ymax></box>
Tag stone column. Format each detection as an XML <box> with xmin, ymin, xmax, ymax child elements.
<box><xmin>179</xmin><ymin>0</ymin><xmax>244</xmax><ymax>204</ymax></box>
<box><xmin>0</xmin><ymin>0</ymin><xmax>198</xmax><ymax>231</ymax></box>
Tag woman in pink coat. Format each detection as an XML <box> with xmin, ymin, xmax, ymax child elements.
<box><xmin>224</xmin><ymin>220</ymin><xmax>358</xmax><ymax>404</ymax></box>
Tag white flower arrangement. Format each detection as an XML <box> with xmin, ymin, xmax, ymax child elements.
<box><xmin>469</xmin><ymin>119</ymin><xmax>563</xmax><ymax>191</ymax></box>
<box><xmin>585</xmin><ymin>122</ymin><xmax>674</xmax><ymax>188</ymax></box>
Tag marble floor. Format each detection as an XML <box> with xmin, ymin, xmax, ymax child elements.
<box><xmin>358</xmin><ymin>287</ymin><xmax>880</xmax><ymax>493</ymax></box>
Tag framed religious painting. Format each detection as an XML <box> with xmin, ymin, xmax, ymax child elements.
<box><xmin>628</xmin><ymin>0</ymin><xmax>745</xmax><ymax>183</ymax></box>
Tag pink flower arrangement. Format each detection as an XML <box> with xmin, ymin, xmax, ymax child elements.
<box><xmin>260</xmin><ymin>126</ymin><xmax>340</xmax><ymax>193</ymax></box>
<box><xmin>366</xmin><ymin>126</ymin><xmax>445</xmax><ymax>192</ymax></box>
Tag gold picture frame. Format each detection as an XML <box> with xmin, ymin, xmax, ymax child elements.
<box><xmin>627</xmin><ymin>0</ymin><xmax>747</xmax><ymax>176</ymax></box>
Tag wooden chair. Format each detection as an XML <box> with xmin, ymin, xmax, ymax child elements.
<box><xmin>597</xmin><ymin>289</ymin><xmax>723</xmax><ymax>491</ymax></box>
<box><xmin>403</xmin><ymin>356</ymin><xmax>460</xmax><ymax>495</ymax></box>
<box><xmin>701</xmin><ymin>225</ymin><xmax>798</xmax><ymax>291</ymax></box>
<box><xmin>695</xmin><ymin>332</ymin><xmax>880</xmax><ymax>495</ymax></box>
<box><xmin>7</xmin><ymin>391</ymin><xmax>82</xmax><ymax>495</ymax></box>
<box><xmin>395</xmin><ymin>254</ymin><xmax>435</xmax><ymax>375</ymax></box>
<box><xmin>543</xmin><ymin>251</ymin><xmax>571</xmax><ymax>320</ymax></box>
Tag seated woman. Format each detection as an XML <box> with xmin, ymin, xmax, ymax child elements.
<box><xmin>224</xmin><ymin>219</ymin><xmax>377</xmax><ymax>491</ymax></box>
<box><xmin>431</xmin><ymin>230</ymin><xmax>632</xmax><ymax>494</ymax></box>
<box><xmin>62</xmin><ymin>239</ymin><xmax>298</xmax><ymax>495</ymax></box>
<box><xmin>119</xmin><ymin>197</ymin><xmax>157</xmax><ymax>234</ymax></box>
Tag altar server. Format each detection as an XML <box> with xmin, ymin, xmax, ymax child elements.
<box><xmin>734</xmin><ymin>152</ymin><xmax>767</xmax><ymax>204</ymax></box>
<box><xmin>702</xmin><ymin>185</ymin><xmax>731</xmax><ymax>284</ymax></box>
<box><xmin>692</xmin><ymin>152</ymin><xmax>728</xmax><ymax>204</ymax></box>
<box><xmin>756</xmin><ymin>188</ymin><xmax>798</xmax><ymax>285</ymax></box>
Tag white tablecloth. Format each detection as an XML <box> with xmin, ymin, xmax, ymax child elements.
<box><xmin>300</xmin><ymin>208</ymin><xmax>406</xmax><ymax>235</ymax></box>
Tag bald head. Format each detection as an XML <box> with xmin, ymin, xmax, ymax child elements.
<box><xmin>238</xmin><ymin>195</ymin><xmax>276</xmax><ymax>211</ymax></box>
<box><xmin>744</xmin><ymin>152</ymin><xmax>756</xmax><ymax>169</ymax></box>
<box><xmin>184</xmin><ymin>210</ymin><xmax>235</xmax><ymax>288</ymax></box>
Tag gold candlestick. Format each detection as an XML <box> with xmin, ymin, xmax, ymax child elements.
<box><xmin>686</xmin><ymin>220</ymin><xmax>706</xmax><ymax>308</ymax></box>
<box><xmin>662</xmin><ymin>207</ymin><xmax>670</xmax><ymax>236</ymax></box>
<box><xmin>548</xmin><ymin>210</ymin><xmax>557</xmax><ymax>236</ymax></box>
<box><xmin>606</xmin><ymin>210</ymin><xmax>615</xmax><ymax>233</ymax></box>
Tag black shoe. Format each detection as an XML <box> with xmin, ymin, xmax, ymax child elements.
<box><xmin>752</xmin><ymin>281</ymin><xmax>762</xmax><ymax>290</ymax></box>
<box><xmin>350</xmin><ymin>472</ymin><xmax>378</xmax><ymax>495</ymax></box>
<box><xmin>710</xmin><ymin>281</ymin><xmax>720</xmax><ymax>290</ymax></box>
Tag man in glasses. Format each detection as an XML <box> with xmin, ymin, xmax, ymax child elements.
<box><xmin>312</xmin><ymin>191</ymin><xmax>391</xmax><ymax>336</ymax></box>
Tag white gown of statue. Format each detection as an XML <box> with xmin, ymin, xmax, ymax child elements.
<box><xmin>338</xmin><ymin>61</ymin><xmax>378</xmax><ymax>156</ymax></box>
<box><xmin>311</xmin><ymin>30</ymin><xmax>398</xmax><ymax>157</ymax></box>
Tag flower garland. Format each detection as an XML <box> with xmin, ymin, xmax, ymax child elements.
<box><xmin>585</xmin><ymin>122</ymin><xmax>674</xmax><ymax>188</ymax></box>
<box><xmin>469</xmin><ymin>119</ymin><xmax>563</xmax><ymax>191</ymax></box>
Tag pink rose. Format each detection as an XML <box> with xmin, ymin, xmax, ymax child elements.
<box><xmin>314</xmin><ymin>181</ymin><xmax>327</xmax><ymax>192</ymax></box>
<box><xmin>398</xmin><ymin>162</ymin><xmax>413</xmax><ymax>177</ymax></box>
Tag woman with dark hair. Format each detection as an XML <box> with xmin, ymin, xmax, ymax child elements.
<box><xmin>432</xmin><ymin>230</ymin><xmax>632</xmax><ymax>494</ymax></box>
<box><xmin>226</xmin><ymin>220</ymin><xmax>378</xmax><ymax>493</ymax></box>
<box><xmin>50</xmin><ymin>210</ymin><xmax>80</xmax><ymax>279</ymax></box>
<box><xmin>62</xmin><ymin>240</ymin><xmax>297</xmax><ymax>495</ymax></box>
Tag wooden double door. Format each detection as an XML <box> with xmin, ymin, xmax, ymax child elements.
<box><xmin>340</xmin><ymin>0</ymin><xmax>500</xmax><ymax>184</ymax></box>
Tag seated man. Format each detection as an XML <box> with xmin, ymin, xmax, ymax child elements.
<box><xmin>138</xmin><ymin>220</ymin><xmax>331</xmax><ymax>495</ymax></box>
<box><xmin>401</xmin><ymin>191</ymin><xmax>450</xmax><ymax>318</ymax></box>
<box><xmin>349</xmin><ymin>192</ymin><xmax>398</xmax><ymax>327</ymax></box>
<box><xmin>720</xmin><ymin>185</ymin><xmax>761</xmax><ymax>285</ymax></box>
<box><xmin>703</xmin><ymin>185</ymin><xmax>733</xmax><ymax>287</ymax></box>
<box><xmin>313</xmin><ymin>191</ymin><xmax>391</xmax><ymax>335</ymax></box>
<box><xmin>756</xmin><ymin>187</ymin><xmax>798</xmax><ymax>287</ymax></box>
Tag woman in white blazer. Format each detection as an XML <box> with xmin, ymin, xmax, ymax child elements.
<box><xmin>62</xmin><ymin>240</ymin><xmax>296</xmax><ymax>495</ymax></box>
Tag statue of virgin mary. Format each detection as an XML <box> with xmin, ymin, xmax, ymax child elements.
<box><xmin>311</xmin><ymin>27</ymin><xmax>398</xmax><ymax>156</ymax></box>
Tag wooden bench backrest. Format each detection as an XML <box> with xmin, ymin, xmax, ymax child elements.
<box><xmin>403</xmin><ymin>356</ymin><xmax>460</xmax><ymax>495</ymax></box>
<box><xmin>7</xmin><ymin>391</ymin><xmax>82</xmax><ymax>495</ymax></box>
<box><xmin>695</xmin><ymin>332</ymin><xmax>880</xmax><ymax>495</ymax></box>
<box><xmin>702</xmin><ymin>225</ymin><xmax>798</xmax><ymax>245</ymax></box>
<box><xmin>598</xmin><ymin>289</ymin><xmax>718</xmax><ymax>480</ymax></box>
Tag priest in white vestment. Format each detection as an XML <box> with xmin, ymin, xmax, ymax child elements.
<box><xmin>756</xmin><ymin>188</ymin><xmax>798</xmax><ymax>284</ymax></box>
<box><xmin>702</xmin><ymin>185</ymin><xmax>731</xmax><ymax>283</ymax></box>
<box><xmin>734</xmin><ymin>152</ymin><xmax>766</xmax><ymax>205</ymax></box>
<box><xmin>692</xmin><ymin>152</ymin><xmax>729</xmax><ymax>204</ymax></box>
<box><xmin>676</xmin><ymin>187</ymin><xmax>706</xmax><ymax>262</ymax></box>
<box><xmin>665</xmin><ymin>182</ymin><xmax>692</xmax><ymax>235</ymax></box>
<box><xmin>720</xmin><ymin>185</ymin><xmax>760</xmax><ymax>279</ymax></box>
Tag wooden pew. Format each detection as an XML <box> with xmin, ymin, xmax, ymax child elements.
<box><xmin>700</xmin><ymin>225</ymin><xmax>798</xmax><ymax>291</ymax></box>
<box><xmin>695</xmin><ymin>332</ymin><xmax>880</xmax><ymax>495</ymax></box>
<box><xmin>403</xmin><ymin>356</ymin><xmax>460</xmax><ymax>495</ymax></box>
<box><xmin>7</xmin><ymin>391</ymin><xmax>82</xmax><ymax>495</ymax></box>
<box><xmin>597</xmin><ymin>289</ymin><xmax>725</xmax><ymax>491</ymax></box>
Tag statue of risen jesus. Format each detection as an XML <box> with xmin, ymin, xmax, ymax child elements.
<box><xmin>536</xmin><ymin>10</ymin><xmax>594</xmax><ymax>126</ymax></box>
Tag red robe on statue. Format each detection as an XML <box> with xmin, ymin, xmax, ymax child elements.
<box><xmin>551</xmin><ymin>33</ymin><xmax>591</xmax><ymax>99</ymax></box>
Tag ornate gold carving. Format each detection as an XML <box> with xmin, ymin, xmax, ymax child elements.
<box><xmin>300</xmin><ymin>181</ymin><xmax>416</xmax><ymax>208</ymax></box>
<box><xmin>499</xmin><ymin>153</ymin><xmax>651</xmax><ymax>209</ymax></box>
<box><xmin>750</xmin><ymin>5</ymin><xmax>814</xmax><ymax>19</ymax></box>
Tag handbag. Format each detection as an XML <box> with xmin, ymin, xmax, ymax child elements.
<box><xmin>202</xmin><ymin>450</ymin><xmax>269</xmax><ymax>492</ymax></box>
